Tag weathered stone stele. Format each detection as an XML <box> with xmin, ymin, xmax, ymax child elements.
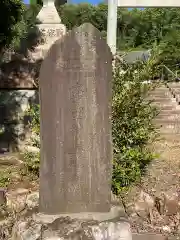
<box><xmin>39</xmin><ymin>23</ymin><xmax>112</xmax><ymax>214</ymax></box>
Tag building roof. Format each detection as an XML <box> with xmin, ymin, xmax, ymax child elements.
<box><xmin>119</xmin><ymin>50</ymin><xmax>151</xmax><ymax>64</ymax></box>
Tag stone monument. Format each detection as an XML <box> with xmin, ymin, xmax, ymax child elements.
<box><xmin>38</xmin><ymin>23</ymin><xmax>113</xmax><ymax>215</ymax></box>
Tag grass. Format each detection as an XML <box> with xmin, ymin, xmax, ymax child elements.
<box><xmin>0</xmin><ymin>153</ymin><xmax>39</xmax><ymax>190</ymax></box>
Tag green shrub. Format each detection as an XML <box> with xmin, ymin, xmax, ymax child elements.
<box><xmin>24</xmin><ymin>58</ymin><xmax>158</xmax><ymax>194</ymax></box>
<box><xmin>112</xmin><ymin>60</ymin><xmax>158</xmax><ymax>194</ymax></box>
<box><xmin>29</xmin><ymin>104</ymin><xmax>40</xmax><ymax>133</ymax></box>
<box><xmin>156</xmin><ymin>29</ymin><xmax>180</xmax><ymax>74</ymax></box>
<box><xmin>0</xmin><ymin>171</ymin><xmax>11</xmax><ymax>187</ymax></box>
<box><xmin>0</xmin><ymin>0</ymin><xmax>24</xmax><ymax>52</ymax></box>
<box><xmin>22</xmin><ymin>104</ymin><xmax>40</xmax><ymax>175</ymax></box>
<box><xmin>23</xmin><ymin>151</ymin><xmax>40</xmax><ymax>176</ymax></box>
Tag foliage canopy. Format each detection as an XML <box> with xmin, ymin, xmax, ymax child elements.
<box><xmin>0</xmin><ymin>0</ymin><xmax>24</xmax><ymax>52</ymax></box>
<box><xmin>1</xmin><ymin>4</ymin><xmax>180</xmax><ymax>71</ymax></box>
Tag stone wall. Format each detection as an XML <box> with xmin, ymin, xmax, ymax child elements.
<box><xmin>0</xmin><ymin>41</ymin><xmax>40</xmax><ymax>152</ymax></box>
<box><xmin>0</xmin><ymin>88</ymin><xmax>39</xmax><ymax>153</ymax></box>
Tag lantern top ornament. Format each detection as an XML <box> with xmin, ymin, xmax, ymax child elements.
<box><xmin>37</xmin><ymin>0</ymin><xmax>61</xmax><ymax>24</ymax></box>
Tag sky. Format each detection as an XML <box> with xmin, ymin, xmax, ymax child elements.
<box><xmin>23</xmin><ymin>0</ymin><xmax>145</xmax><ymax>7</ymax></box>
<box><xmin>24</xmin><ymin>0</ymin><xmax>104</xmax><ymax>4</ymax></box>
<box><xmin>23</xmin><ymin>0</ymin><xmax>133</xmax><ymax>5</ymax></box>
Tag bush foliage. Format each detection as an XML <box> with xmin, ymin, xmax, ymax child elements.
<box><xmin>2</xmin><ymin>4</ymin><xmax>180</xmax><ymax>55</ymax></box>
<box><xmin>112</xmin><ymin>60</ymin><xmax>158</xmax><ymax>194</ymax></box>
<box><xmin>0</xmin><ymin>0</ymin><xmax>24</xmax><ymax>52</ymax></box>
<box><xmin>23</xmin><ymin>104</ymin><xmax>40</xmax><ymax>176</ymax></box>
<box><xmin>1</xmin><ymin>4</ymin><xmax>180</xmax><ymax>73</ymax></box>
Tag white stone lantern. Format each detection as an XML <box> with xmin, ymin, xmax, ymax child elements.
<box><xmin>37</xmin><ymin>0</ymin><xmax>61</xmax><ymax>24</ymax></box>
<box><xmin>34</xmin><ymin>0</ymin><xmax>66</xmax><ymax>59</ymax></box>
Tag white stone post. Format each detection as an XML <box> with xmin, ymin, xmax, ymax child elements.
<box><xmin>33</xmin><ymin>0</ymin><xmax>66</xmax><ymax>60</ymax></box>
<box><xmin>107</xmin><ymin>0</ymin><xmax>117</xmax><ymax>55</ymax></box>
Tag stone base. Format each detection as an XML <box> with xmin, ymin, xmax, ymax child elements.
<box><xmin>132</xmin><ymin>233</ymin><xmax>168</xmax><ymax>240</ymax></box>
<box><xmin>12</xmin><ymin>215</ymin><xmax>132</xmax><ymax>240</ymax></box>
<box><xmin>33</xmin><ymin>205</ymin><xmax>127</xmax><ymax>224</ymax></box>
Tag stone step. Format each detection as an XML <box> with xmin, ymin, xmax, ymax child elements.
<box><xmin>160</xmin><ymin>103</ymin><xmax>180</xmax><ymax>108</ymax></box>
<box><xmin>152</xmin><ymin>94</ymin><xmax>174</xmax><ymax>99</ymax></box>
<box><xmin>167</xmin><ymin>82</ymin><xmax>180</xmax><ymax>89</ymax></box>
<box><xmin>150</xmin><ymin>99</ymin><xmax>173</xmax><ymax>103</ymax></box>
<box><xmin>152</xmin><ymin>102</ymin><xmax>176</xmax><ymax>107</ymax></box>
<box><xmin>156</xmin><ymin>125</ymin><xmax>179</xmax><ymax>131</ymax></box>
<box><xmin>149</xmin><ymin>94</ymin><xmax>172</xmax><ymax>100</ymax></box>
<box><xmin>149</xmin><ymin>88</ymin><xmax>169</xmax><ymax>92</ymax></box>
<box><xmin>153</xmin><ymin>86</ymin><xmax>168</xmax><ymax>90</ymax></box>
<box><xmin>151</xmin><ymin>86</ymin><xmax>169</xmax><ymax>90</ymax></box>
<box><xmin>152</xmin><ymin>100</ymin><xmax>176</xmax><ymax>105</ymax></box>
<box><xmin>149</xmin><ymin>90</ymin><xmax>170</xmax><ymax>95</ymax></box>
<box><xmin>151</xmin><ymin>93</ymin><xmax>170</xmax><ymax>97</ymax></box>
<box><xmin>159</xmin><ymin>127</ymin><xmax>180</xmax><ymax>134</ymax></box>
<box><xmin>157</xmin><ymin>121</ymin><xmax>180</xmax><ymax>127</ymax></box>
<box><xmin>148</xmin><ymin>97</ymin><xmax>176</xmax><ymax>104</ymax></box>
<box><xmin>151</xmin><ymin>87</ymin><xmax>170</xmax><ymax>91</ymax></box>
<box><xmin>154</xmin><ymin>114</ymin><xmax>180</xmax><ymax>121</ymax></box>
<box><xmin>150</xmin><ymin>92</ymin><xmax>170</xmax><ymax>97</ymax></box>
<box><xmin>170</xmin><ymin>87</ymin><xmax>180</xmax><ymax>92</ymax></box>
<box><xmin>159</xmin><ymin>133</ymin><xmax>180</xmax><ymax>141</ymax></box>
<box><xmin>154</xmin><ymin>118</ymin><xmax>180</xmax><ymax>124</ymax></box>
<box><xmin>147</xmin><ymin>91</ymin><xmax>172</xmax><ymax>99</ymax></box>
<box><xmin>156</xmin><ymin>105</ymin><xmax>177</xmax><ymax>111</ymax></box>
<box><xmin>0</xmin><ymin>153</ymin><xmax>23</xmax><ymax>166</ymax></box>
<box><xmin>155</xmin><ymin>117</ymin><xmax>180</xmax><ymax>122</ymax></box>
<box><xmin>159</xmin><ymin>109</ymin><xmax>180</xmax><ymax>115</ymax></box>
<box><xmin>132</xmin><ymin>233</ymin><xmax>168</xmax><ymax>240</ymax></box>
